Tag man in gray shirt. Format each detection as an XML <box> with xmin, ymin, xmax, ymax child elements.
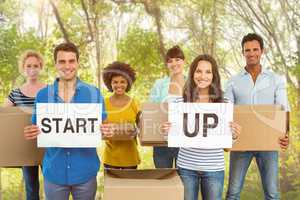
<box><xmin>225</xmin><ymin>33</ymin><xmax>290</xmax><ymax>200</ymax></box>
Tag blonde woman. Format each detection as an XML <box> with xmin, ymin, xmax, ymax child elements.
<box><xmin>5</xmin><ymin>50</ymin><xmax>45</xmax><ymax>200</ymax></box>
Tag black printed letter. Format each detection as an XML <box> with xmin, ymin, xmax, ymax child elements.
<box><xmin>203</xmin><ymin>113</ymin><xmax>218</xmax><ymax>137</ymax></box>
<box><xmin>41</xmin><ymin>118</ymin><xmax>51</xmax><ymax>133</ymax></box>
<box><xmin>183</xmin><ymin>113</ymin><xmax>200</xmax><ymax>137</ymax></box>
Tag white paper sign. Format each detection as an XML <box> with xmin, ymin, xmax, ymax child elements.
<box><xmin>168</xmin><ymin>103</ymin><xmax>233</xmax><ymax>148</ymax></box>
<box><xmin>37</xmin><ymin>103</ymin><xmax>102</xmax><ymax>148</ymax></box>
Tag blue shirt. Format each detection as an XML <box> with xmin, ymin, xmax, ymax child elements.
<box><xmin>149</xmin><ymin>76</ymin><xmax>171</xmax><ymax>102</ymax></box>
<box><xmin>149</xmin><ymin>76</ymin><xmax>186</xmax><ymax>103</ymax></box>
<box><xmin>32</xmin><ymin>78</ymin><xmax>107</xmax><ymax>185</ymax></box>
<box><xmin>224</xmin><ymin>67</ymin><xmax>290</xmax><ymax>111</ymax></box>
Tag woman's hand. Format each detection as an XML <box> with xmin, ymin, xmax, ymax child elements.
<box><xmin>230</xmin><ymin>122</ymin><xmax>242</xmax><ymax>140</ymax></box>
<box><xmin>24</xmin><ymin>125</ymin><xmax>40</xmax><ymax>140</ymax></box>
<box><xmin>100</xmin><ymin>123</ymin><xmax>115</xmax><ymax>138</ymax></box>
<box><xmin>160</xmin><ymin>122</ymin><xmax>171</xmax><ymax>136</ymax></box>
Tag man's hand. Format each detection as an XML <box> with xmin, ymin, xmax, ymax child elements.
<box><xmin>279</xmin><ymin>134</ymin><xmax>289</xmax><ymax>151</ymax></box>
<box><xmin>24</xmin><ymin>125</ymin><xmax>40</xmax><ymax>140</ymax></box>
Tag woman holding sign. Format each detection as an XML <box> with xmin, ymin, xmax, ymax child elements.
<box><xmin>100</xmin><ymin>61</ymin><xmax>140</xmax><ymax>169</ymax></box>
<box><xmin>149</xmin><ymin>45</ymin><xmax>186</xmax><ymax>168</ymax></box>
<box><xmin>5</xmin><ymin>50</ymin><xmax>45</xmax><ymax>200</ymax></box>
<box><xmin>161</xmin><ymin>54</ymin><xmax>241</xmax><ymax>200</ymax></box>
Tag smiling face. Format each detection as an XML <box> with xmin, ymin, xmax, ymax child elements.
<box><xmin>55</xmin><ymin>51</ymin><xmax>78</xmax><ymax>81</ymax></box>
<box><xmin>167</xmin><ymin>57</ymin><xmax>184</xmax><ymax>76</ymax></box>
<box><xmin>23</xmin><ymin>56</ymin><xmax>42</xmax><ymax>80</ymax></box>
<box><xmin>193</xmin><ymin>60</ymin><xmax>213</xmax><ymax>91</ymax></box>
<box><xmin>111</xmin><ymin>75</ymin><xmax>128</xmax><ymax>95</ymax></box>
<box><xmin>243</xmin><ymin>40</ymin><xmax>263</xmax><ymax>68</ymax></box>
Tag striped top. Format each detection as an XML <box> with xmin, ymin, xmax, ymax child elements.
<box><xmin>8</xmin><ymin>88</ymin><xmax>35</xmax><ymax>107</ymax></box>
<box><xmin>175</xmin><ymin>97</ymin><xmax>225</xmax><ymax>172</ymax></box>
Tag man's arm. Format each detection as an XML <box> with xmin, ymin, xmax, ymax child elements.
<box><xmin>224</xmin><ymin>79</ymin><xmax>235</xmax><ymax>103</ymax></box>
<box><xmin>275</xmin><ymin>75</ymin><xmax>290</xmax><ymax>150</ymax></box>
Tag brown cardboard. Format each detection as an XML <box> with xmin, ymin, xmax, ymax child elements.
<box><xmin>139</xmin><ymin>103</ymin><xmax>168</xmax><ymax>146</ymax></box>
<box><xmin>102</xmin><ymin>123</ymin><xmax>137</xmax><ymax>141</ymax></box>
<box><xmin>231</xmin><ymin>105</ymin><xmax>286</xmax><ymax>151</ymax></box>
<box><xmin>0</xmin><ymin>107</ymin><xmax>44</xmax><ymax>167</ymax></box>
<box><xmin>103</xmin><ymin>169</ymin><xmax>184</xmax><ymax>200</ymax></box>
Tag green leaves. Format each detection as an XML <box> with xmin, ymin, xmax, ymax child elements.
<box><xmin>117</xmin><ymin>27</ymin><xmax>165</xmax><ymax>101</ymax></box>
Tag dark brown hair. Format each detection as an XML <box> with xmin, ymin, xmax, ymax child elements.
<box><xmin>241</xmin><ymin>33</ymin><xmax>264</xmax><ymax>51</ymax></box>
<box><xmin>183</xmin><ymin>54</ymin><xmax>223</xmax><ymax>103</ymax></box>
<box><xmin>102</xmin><ymin>61</ymin><xmax>136</xmax><ymax>92</ymax></box>
<box><xmin>165</xmin><ymin>45</ymin><xmax>185</xmax><ymax>63</ymax></box>
<box><xmin>54</xmin><ymin>42</ymin><xmax>79</xmax><ymax>63</ymax></box>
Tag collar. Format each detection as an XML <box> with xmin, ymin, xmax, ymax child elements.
<box><xmin>53</xmin><ymin>77</ymin><xmax>82</xmax><ymax>96</ymax></box>
<box><xmin>165</xmin><ymin>73</ymin><xmax>188</xmax><ymax>81</ymax></box>
<box><xmin>240</xmin><ymin>66</ymin><xmax>270</xmax><ymax>76</ymax></box>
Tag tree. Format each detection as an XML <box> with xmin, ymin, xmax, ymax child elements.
<box><xmin>117</xmin><ymin>27</ymin><xmax>165</xmax><ymax>100</ymax></box>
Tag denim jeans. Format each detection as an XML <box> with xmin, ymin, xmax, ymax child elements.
<box><xmin>22</xmin><ymin>166</ymin><xmax>40</xmax><ymax>200</ymax></box>
<box><xmin>178</xmin><ymin>167</ymin><xmax>224</xmax><ymax>200</ymax></box>
<box><xmin>226</xmin><ymin>151</ymin><xmax>279</xmax><ymax>200</ymax></box>
<box><xmin>153</xmin><ymin>147</ymin><xmax>179</xmax><ymax>168</ymax></box>
<box><xmin>44</xmin><ymin>176</ymin><xmax>97</xmax><ymax>200</ymax></box>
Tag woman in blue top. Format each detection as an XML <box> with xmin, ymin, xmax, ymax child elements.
<box><xmin>161</xmin><ymin>54</ymin><xmax>241</xmax><ymax>200</ymax></box>
<box><xmin>149</xmin><ymin>45</ymin><xmax>186</xmax><ymax>168</ymax></box>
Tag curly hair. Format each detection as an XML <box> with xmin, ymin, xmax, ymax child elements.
<box><xmin>102</xmin><ymin>61</ymin><xmax>136</xmax><ymax>92</ymax></box>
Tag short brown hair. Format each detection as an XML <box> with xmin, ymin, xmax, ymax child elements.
<box><xmin>18</xmin><ymin>50</ymin><xmax>44</xmax><ymax>73</ymax></box>
<box><xmin>54</xmin><ymin>42</ymin><xmax>79</xmax><ymax>63</ymax></box>
<box><xmin>241</xmin><ymin>33</ymin><xmax>264</xmax><ymax>51</ymax></box>
<box><xmin>165</xmin><ymin>45</ymin><xmax>185</xmax><ymax>63</ymax></box>
<box><xmin>102</xmin><ymin>61</ymin><xmax>136</xmax><ymax>92</ymax></box>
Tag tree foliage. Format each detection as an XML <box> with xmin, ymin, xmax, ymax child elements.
<box><xmin>117</xmin><ymin>27</ymin><xmax>165</xmax><ymax>101</ymax></box>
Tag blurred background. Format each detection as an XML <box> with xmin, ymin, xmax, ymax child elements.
<box><xmin>0</xmin><ymin>0</ymin><xmax>299</xmax><ymax>199</ymax></box>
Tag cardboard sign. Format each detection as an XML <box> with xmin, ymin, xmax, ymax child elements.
<box><xmin>0</xmin><ymin>107</ymin><xmax>44</xmax><ymax>167</ymax></box>
<box><xmin>231</xmin><ymin>105</ymin><xmax>286</xmax><ymax>151</ymax></box>
<box><xmin>103</xmin><ymin>169</ymin><xmax>184</xmax><ymax>200</ymax></box>
<box><xmin>139</xmin><ymin>103</ymin><xmax>168</xmax><ymax>146</ymax></box>
<box><xmin>102</xmin><ymin>123</ymin><xmax>137</xmax><ymax>141</ymax></box>
<box><xmin>168</xmin><ymin>103</ymin><xmax>233</xmax><ymax>148</ymax></box>
<box><xmin>37</xmin><ymin>103</ymin><xmax>102</xmax><ymax>148</ymax></box>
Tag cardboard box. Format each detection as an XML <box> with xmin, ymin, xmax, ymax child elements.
<box><xmin>0</xmin><ymin>107</ymin><xmax>44</xmax><ymax>167</ymax></box>
<box><xmin>102</xmin><ymin>123</ymin><xmax>137</xmax><ymax>141</ymax></box>
<box><xmin>139</xmin><ymin>103</ymin><xmax>168</xmax><ymax>146</ymax></box>
<box><xmin>231</xmin><ymin>105</ymin><xmax>286</xmax><ymax>151</ymax></box>
<box><xmin>103</xmin><ymin>169</ymin><xmax>184</xmax><ymax>200</ymax></box>
<box><xmin>139</xmin><ymin>103</ymin><xmax>286</xmax><ymax>150</ymax></box>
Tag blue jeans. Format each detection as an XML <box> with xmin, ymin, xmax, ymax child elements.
<box><xmin>178</xmin><ymin>167</ymin><xmax>224</xmax><ymax>200</ymax></box>
<box><xmin>44</xmin><ymin>177</ymin><xmax>97</xmax><ymax>200</ymax></box>
<box><xmin>153</xmin><ymin>147</ymin><xmax>179</xmax><ymax>168</ymax></box>
<box><xmin>22</xmin><ymin>166</ymin><xmax>40</xmax><ymax>200</ymax></box>
<box><xmin>226</xmin><ymin>151</ymin><xmax>279</xmax><ymax>200</ymax></box>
